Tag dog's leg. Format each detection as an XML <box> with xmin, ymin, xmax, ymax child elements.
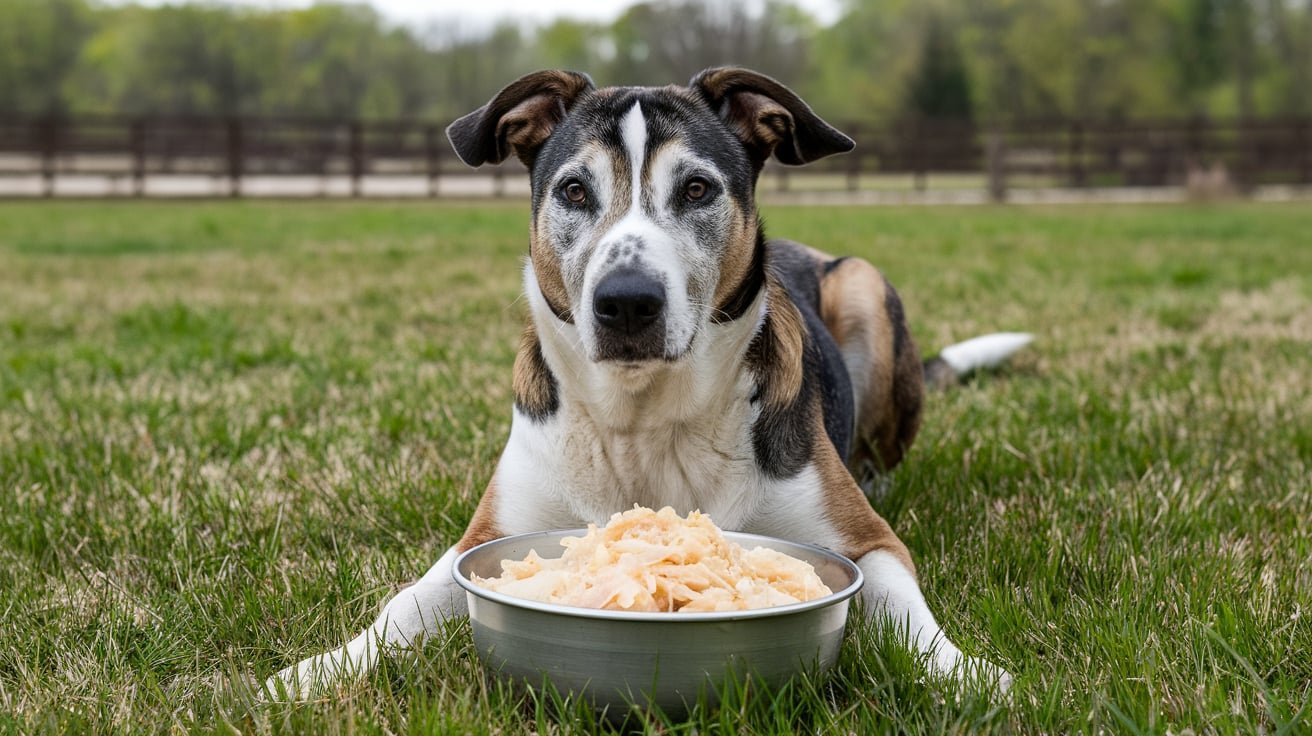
<box><xmin>265</xmin><ymin>547</ymin><xmax>464</xmax><ymax>698</ymax></box>
<box><xmin>266</xmin><ymin>488</ymin><xmax>503</xmax><ymax>699</ymax></box>
<box><xmin>815</xmin><ymin>255</ymin><xmax>924</xmax><ymax>490</ymax></box>
<box><xmin>856</xmin><ymin>549</ymin><xmax>1012</xmax><ymax>691</ymax></box>
<box><xmin>814</xmin><ymin>440</ymin><xmax>1010</xmax><ymax>692</ymax></box>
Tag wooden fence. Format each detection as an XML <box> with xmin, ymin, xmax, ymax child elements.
<box><xmin>1</xmin><ymin>114</ymin><xmax>1309</xmax><ymax>199</ymax></box>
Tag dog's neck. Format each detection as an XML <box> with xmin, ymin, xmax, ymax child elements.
<box><xmin>524</xmin><ymin>263</ymin><xmax>768</xmax><ymax>432</ymax></box>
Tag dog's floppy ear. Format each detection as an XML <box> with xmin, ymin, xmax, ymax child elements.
<box><xmin>690</xmin><ymin>67</ymin><xmax>853</xmax><ymax>167</ymax></box>
<box><xmin>447</xmin><ymin>70</ymin><xmax>595</xmax><ymax>168</ymax></box>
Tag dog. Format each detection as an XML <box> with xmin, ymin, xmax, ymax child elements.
<box><xmin>269</xmin><ymin>67</ymin><xmax>1028</xmax><ymax>699</ymax></box>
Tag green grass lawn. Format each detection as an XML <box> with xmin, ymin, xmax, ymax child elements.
<box><xmin>1</xmin><ymin>200</ymin><xmax>1309</xmax><ymax>734</ymax></box>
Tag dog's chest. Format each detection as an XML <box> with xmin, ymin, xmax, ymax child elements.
<box><xmin>568</xmin><ymin>405</ymin><xmax>757</xmax><ymax>518</ymax></box>
<box><xmin>496</xmin><ymin>387</ymin><xmax>768</xmax><ymax>533</ymax></box>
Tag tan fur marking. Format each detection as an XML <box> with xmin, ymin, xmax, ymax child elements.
<box><xmin>495</xmin><ymin>71</ymin><xmax>593</xmax><ymax>166</ymax></box>
<box><xmin>455</xmin><ymin>478</ymin><xmax>503</xmax><ymax>552</ymax></box>
<box><xmin>710</xmin><ymin>206</ymin><xmax>755</xmax><ymax>315</ymax></box>
<box><xmin>761</xmin><ymin>278</ymin><xmax>806</xmax><ymax>409</ymax></box>
<box><xmin>573</xmin><ymin>140</ymin><xmax>632</xmax><ymax>255</ymax></box>
<box><xmin>512</xmin><ymin>322</ymin><xmax>556</xmax><ymax>415</ymax></box>
<box><xmin>530</xmin><ymin>217</ymin><xmax>572</xmax><ymax>318</ymax></box>
<box><xmin>803</xmin><ymin>245</ymin><xmax>835</xmax><ymax>262</ymax></box>
<box><xmin>722</xmin><ymin>91</ymin><xmax>794</xmax><ymax>161</ymax></box>
<box><xmin>813</xmin><ymin>427</ymin><xmax>915</xmax><ymax>572</ymax></box>
<box><xmin>693</xmin><ymin>69</ymin><xmax>800</xmax><ymax>162</ymax></box>
<box><xmin>588</xmin><ymin>139</ymin><xmax>633</xmax><ymax>236</ymax></box>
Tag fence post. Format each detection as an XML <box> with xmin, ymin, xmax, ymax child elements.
<box><xmin>38</xmin><ymin>115</ymin><xmax>58</xmax><ymax>198</ymax></box>
<box><xmin>1068</xmin><ymin>120</ymin><xmax>1085</xmax><ymax>187</ymax></box>
<box><xmin>1235</xmin><ymin>116</ymin><xmax>1256</xmax><ymax>195</ymax></box>
<box><xmin>1300</xmin><ymin>117</ymin><xmax>1311</xmax><ymax>185</ymax></box>
<box><xmin>1186</xmin><ymin>114</ymin><xmax>1204</xmax><ymax>171</ymax></box>
<box><xmin>986</xmin><ymin>126</ymin><xmax>1007</xmax><ymax>202</ymax></box>
<box><xmin>130</xmin><ymin>118</ymin><xmax>146</xmax><ymax>197</ymax></box>
<box><xmin>846</xmin><ymin>123</ymin><xmax>861</xmax><ymax>192</ymax></box>
<box><xmin>349</xmin><ymin>121</ymin><xmax>364</xmax><ymax>198</ymax></box>
<box><xmin>425</xmin><ymin>124</ymin><xmax>441</xmax><ymax>198</ymax></box>
<box><xmin>226</xmin><ymin>117</ymin><xmax>243</xmax><ymax>198</ymax></box>
<box><xmin>912</xmin><ymin>120</ymin><xmax>927</xmax><ymax>192</ymax></box>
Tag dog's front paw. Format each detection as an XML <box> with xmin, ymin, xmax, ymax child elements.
<box><xmin>263</xmin><ymin>664</ymin><xmax>310</xmax><ymax>702</ymax></box>
<box><xmin>959</xmin><ymin>655</ymin><xmax>1013</xmax><ymax>694</ymax></box>
<box><xmin>928</xmin><ymin>645</ymin><xmax>1013</xmax><ymax>695</ymax></box>
<box><xmin>263</xmin><ymin>657</ymin><xmax>334</xmax><ymax>701</ymax></box>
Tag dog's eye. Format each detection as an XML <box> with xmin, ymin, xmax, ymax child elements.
<box><xmin>684</xmin><ymin>178</ymin><xmax>711</xmax><ymax>202</ymax></box>
<box><xmin>562</xmin><ymin>180</ymin><xmax>588</xmax><ymax>205</ymax></box>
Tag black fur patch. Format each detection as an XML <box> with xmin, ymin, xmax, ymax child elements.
<box><xmin>885</xmin><ymin>275</ymin><xmax>909</xmax><ymax>366</ymax></box>
<box><xmin>745</xmin><ymin>306</ymin><xmax>816</xmax><ymax>479</ymax></box>
<box><xmin>823</xmin><ymin>256</ymin><xmax>850</xmax><ymax>274</ymax></box>
<box><xmin>883</xmin><ymin>276</ymin><xmax>923</xmax><ymax>458</ymax></box>
<box><xmin>766</xmin><ymin>240</ymin><xmax>855</xmax><ymax>462</ymax></box>
<box><xmin>745</xmin><ymin>241</ymin><xmax>856</xmax><ymax>478</ymax></box>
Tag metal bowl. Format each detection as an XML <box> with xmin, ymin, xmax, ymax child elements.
<box><xmin>453</xmin><ymin>529</ymin><xmax>863</xmax><ymax>717</ymax></box>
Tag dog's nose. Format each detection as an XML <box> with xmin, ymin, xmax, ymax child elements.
<box><xmin>593</xmin><ymin>269</ymin><xmax>665</xmax><ymax>334</ymax></box>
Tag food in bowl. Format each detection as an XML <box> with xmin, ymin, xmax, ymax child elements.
<box><xmin>471</xmin><ymin>505</ymin><xmax>832</xmax><ymax>612</ymax></box>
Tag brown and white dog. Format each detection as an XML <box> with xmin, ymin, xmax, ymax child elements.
<box><xmin>269</xmin><ymin>68</ymin><xmax>1029</xmax><ymax>697</ymax></box>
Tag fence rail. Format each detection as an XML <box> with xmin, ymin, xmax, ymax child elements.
<box><xmin>2</xmin><ymin>114</ymin><xmax>1309</xmax><ymax>199</ymax></box>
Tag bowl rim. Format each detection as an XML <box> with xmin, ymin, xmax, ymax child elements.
<box><xmin>452</xmin><ymin>528</ymin><xmax>864</xmax><ymax>622</ymax></box>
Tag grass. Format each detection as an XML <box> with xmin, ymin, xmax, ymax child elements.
<box><xmin>0</xmin><ymin>200</ymin><xmax>1309</xmax><ymax>734</ymax></box>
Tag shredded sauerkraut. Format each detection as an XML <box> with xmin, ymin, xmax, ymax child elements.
<box><xmin>472</xmin><ymin>506</ymin><xmax>832</xmax><ymax>612</ymax></box>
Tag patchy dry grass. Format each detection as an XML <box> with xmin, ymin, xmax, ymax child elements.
<box><xmin>0</xmin><ymin>201</ymin><xmax>1309</xmax><ymax>734</ymax></box>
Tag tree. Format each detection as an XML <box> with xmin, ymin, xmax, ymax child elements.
<box><xmin>4</xmin><ymin>0</ymin><xmax>1308</xmax><ymax>121</ymax></box>
<box><xmin>604</xmin><ymin>0</ymin><xmax>812</xmax><ymax>87</ymax></box>
<box><xmin>0</xmin><ymin>0</ymin><xmax>94</xmax><ymax>114</ymax></box>
<box><xmin>903</xmin><ymin>14</ymin><xmax>972</xmax><ymax>120</ymax></box>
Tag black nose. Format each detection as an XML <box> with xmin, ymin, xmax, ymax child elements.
<box><xmin>593</xmin><ymin>269</ymin><xmax>665</xmax><ymax>335</ymax></box>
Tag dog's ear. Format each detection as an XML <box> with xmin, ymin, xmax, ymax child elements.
<box><xmin>690</xmin><ymin>67</ymin><xmax>853</xmax><ymax>167</ymax></box>
<box><xmin>446</xmin><ymin>70</ymin><xmax>595</xmax><ymax>168</ymax></box>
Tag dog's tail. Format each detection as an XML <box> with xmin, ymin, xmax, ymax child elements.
<box><xmin>923</xmin><ymin>332</ymin><xmax>1033</xmax><ymax>389</ymax></box>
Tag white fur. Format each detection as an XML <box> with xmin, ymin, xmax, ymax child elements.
<box><xmin>939</xmin><ymin>332</ymin><xmax>1033</xmax><ymax>374</ymax></box>
<box><xmin>621</xmin><ymin>102</ymin><xmax>646</xmax><ymax>212</ymax></box>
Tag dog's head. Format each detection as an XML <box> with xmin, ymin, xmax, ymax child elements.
<box><xmin>448</xmin><ymin>68</ymin><xmax>852</xmax><ymax>365</ymax></box>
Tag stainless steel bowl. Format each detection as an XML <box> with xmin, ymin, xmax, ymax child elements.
<box><xmin>453</xmin><ymin>529</ymin><xmax>863</xmax><ymax>717</ymax></box>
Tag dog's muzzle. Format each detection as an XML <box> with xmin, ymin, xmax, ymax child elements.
<box><xmin>591</xmin><ymin>268</ymin><xmax>669</xmax><ymax>361</ymax></box>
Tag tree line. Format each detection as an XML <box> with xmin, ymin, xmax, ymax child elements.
<box><xmin>2</xmin><ymin>0</ymin><xmax>1309</xmax><ymax>123</ymax></box>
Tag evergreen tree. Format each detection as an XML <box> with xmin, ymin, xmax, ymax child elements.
<box><xmin>904</xmin><ymin>14</ymin><xmax>973</xmax><ymax>121</ymax></box>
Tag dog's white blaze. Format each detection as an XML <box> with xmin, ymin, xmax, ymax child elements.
<box><xmin>620</xmin><ymin>102</ymin><xmax>646</xmax><ymax>214</ymax></box>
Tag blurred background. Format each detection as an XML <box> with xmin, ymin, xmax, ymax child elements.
<box><xmin>2</xmin><ymin>0</ymin><xmax>1310</xmax><ymax>199</ymax></box>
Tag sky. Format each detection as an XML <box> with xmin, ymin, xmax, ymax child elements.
<box><xmin>109</xmin><ymin>0</ymin><xmax>845</xmax><ymax>30</ymax></box>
